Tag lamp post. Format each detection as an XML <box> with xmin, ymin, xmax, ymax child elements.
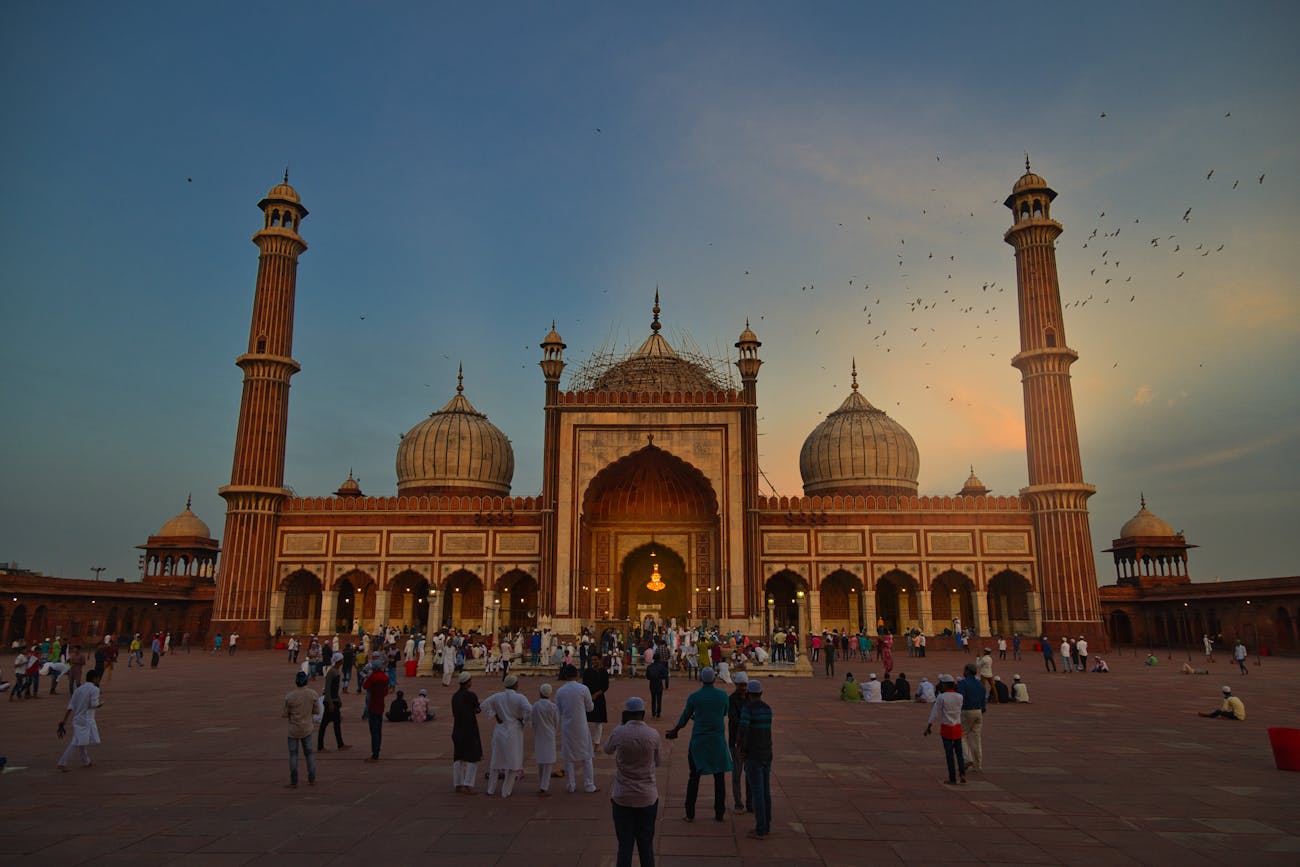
<box><xmin>91</xmin><ymin>566</ymin><xmax>106</xmax><ymax>581</ymax></box>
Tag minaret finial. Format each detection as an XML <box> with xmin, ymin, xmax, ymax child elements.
<box><xmin>284</xmin><ymin>165</ymin><xmax>290</xmax><ymax>184</ymax></box>
<box><xmin>1139</xmin><ymin>491</ymin><xmax>1146</xmax><ymax>509</ymax></box>
<box><xmin>1024</xmin><ymin>152</ymin><xmax>1031</xmax><ymax>173</ymax></box>
<box><xmin>457</xmin><ymin>362</ymin><xmax>464</xmax><ymax>394</ymax></box>
<box><xmin>850</xmin><ymin>358</ymin><xmax>859</xmax><ymax>391</ymax></box>
<box><xmin>651</xmin><ymin>288</ymin><xmax>661</xmax><ymax>333</ymax></box>
<box><xmin>186</xmin><ymin>493</ymin><xmax>192</xmax><ymax>510</ymax></box>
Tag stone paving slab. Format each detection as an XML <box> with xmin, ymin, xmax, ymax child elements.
<box><xmin>3</xmin><ymin>646</ymin><xmax>1298</xmax><ymax>865</ymax></box>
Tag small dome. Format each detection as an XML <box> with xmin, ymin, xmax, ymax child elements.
<box><xmin>1013</xmin><ymin>171</ymin><xmax>1049</xmax><ymax>194</ymax></box>
<box><xmin>542</xmin><ymin>323</ymin><xmax>565</xmax><ymax>347</ymax></box>
<box><xmin>800</xmin><ymin>369</ymin><xmax>920</xmax><ymax>497</ymax></box>
<box><xmin>158</xmin><ymin>498</ymin><xmax>212</xmax><ymax>538</ymax></box>
<box><xmin>958</xmin><ymin>466</ymin><xmax>989</xmax><ymax>497</ymax></box>
<box><xmin>1119</xmin><ymin>495</ymin><xmax>1176</xmax><ymax>538</ymax></box>
<box><xmin>736</xmin><ymin>322</ymin><xmax>760</xmax><ymax>347</ymax></box>
<box><xmin>335</xmin><ymin>470</ymin><xmax>362</xmax><ymax>497</ymax></box>
<box><xmin>396</xmin><ymin>370</ymin><xmax>514</xmax><ymax>497</ymax></box>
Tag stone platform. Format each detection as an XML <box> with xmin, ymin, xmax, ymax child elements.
<box><xmin>2</xmin><ymin>645</ymin><xmax>1297</xmax><ymax>865</ymax></box>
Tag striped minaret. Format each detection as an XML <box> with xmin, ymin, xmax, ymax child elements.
<box><xmin>212</xmin><ymin>174</ymin><xmax>308</xmax><ymax>646</ymax></box>
<box><xmin>1004</xmin><ymin>159</ymin><xmax>1104</xmax><ymax>647</ymax></box>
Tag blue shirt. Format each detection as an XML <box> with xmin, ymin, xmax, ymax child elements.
<box><xmin>956</xmin><ymin>675</ymin><xmax>987</xmax><ymax>712</ymax></box>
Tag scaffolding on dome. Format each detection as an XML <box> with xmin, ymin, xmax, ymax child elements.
<box><xmin>565</xmin><ymin>327</ymin><xmax>737</xmax><ymax>393</ymax></box>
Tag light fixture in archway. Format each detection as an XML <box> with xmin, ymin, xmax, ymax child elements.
<box><xmin>646</xmin><ymin>559</ymin><xmax>666</xmax><ymax>593</ymax></box>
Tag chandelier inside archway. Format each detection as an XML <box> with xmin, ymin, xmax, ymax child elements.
<box><xmin>646</xmin><ymin>552</ymin><xmax>666</xmax><ymax>592</ymax></box>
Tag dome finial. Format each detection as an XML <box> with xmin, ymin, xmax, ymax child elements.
<box><xmin>1139</xmin><ymin>491</ymin><xmax>1146</xmax><ymax>510</ymax></box>
<box><xmin>651</xmin><ymin>288</ymin><xmax>661</xmax><ymax>333</ymax></box>
<box><xmin>283</xmin><ymin>165</ymin><xmax>290</xmax><ymax>184</ymax></box>
<box><xmin>185</xmin><ymin>492</ymin><xmax>192</xmax><ymax>510</ymax></box>
<box><xmin>850</xmin><ymin>358</ymin><xmax>859</xmax><ymax>391</ymax></box>
<box><xmin>457</xmin><ymin>362</ymin><xmax>464</xmax><ymax>394</ymax></box>
<box><xmin>1024</xmin><ymin>152</ymin><xmax>1031</xmax><ymax>173</ymax></box>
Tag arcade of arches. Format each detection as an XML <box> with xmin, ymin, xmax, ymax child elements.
<box><xmin>763</xmin><ymin>567</ymin><xmax>1038</xmax><ymax>639</ymax></box>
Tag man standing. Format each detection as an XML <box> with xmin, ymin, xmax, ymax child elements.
<box><xmin>645</xmin><ymin>652</ymin><xmax>670</xmax><ymax>720</ymax></box>
<box><xmin>737</xmin><ymin>679</ymin><xmax>774</xmax><ymax>840</ymax></box>
<box><xmin>317</xmin><ymin>653</ymin><xmax>350</xmax><ymax>753</ymax></box>
<box><xmin>957</xmin><ymin>663</ymin><xmax>986</xmax><ymax>772</ymax></box>
<box><xmin>56</xmin><ymin>668</ymin><xmax>103</xmax><ymax>772</ymax></box>
<box><xmin>997</xmin><ymin>635</ymin><xmax>1007</xmax><ymax>661</ymax></box>
<box><xmin>282</xmin><ymin>671</ymin><xmax>317</xmax><ymax>787</ymax></box>
<box><xmin>556</xmin><ymin>664</ymin><xmax>599</xmax><ymax>793</ymax></box>
<box><xmin>726</xmin><ymin>672</ymin><xmax>750</xmax><ymax>815</ymax></box>
<box><xmin>604</xmin><ymin>696</ymin><xmax>661</xmax><ymax>867</ymax></box>
<box><xmin>451</xmin><ymin>672</ymin><xmax>483</xmax><ymax>793</ymax></box>
<box><xmin>977</xmin><ymin>648</ymin><xmax>996</xmax><ymax>703</ymax></box>
<box><xmin>1060</xmin><ymin>637</ymin><xmax>1073</xmax><ymax>673</ymax></box>
<box><xmin>441</xmin><ymin>635</ymin><xmax>457</xmax><ymax>687</ymax></box>
<box><xmin>666</xmin><ymin>667</ymin><xmax>731</xmax><ymax>823</ymax></box>
<box><xmin>228</xmin><ymin>632</ymin><xmax>238</xmax><ymax>655</ymax></box>
<box><xmin>1203</xmin><ymin>634</ymin><xmax>1215</xmax><ymax>664</ymax></box>
<box><xmin>1233</xmin><ymin>639</ymin><xmax>1249</xmax><ymax>675</ymax></box>
<box><xmin>481</xmin><ymin>675</ymin><xmax>532</xmax><ymax>798</ymax></box>
<box><xmin>584</xmin><ymin>653</ymin><xmax>610</xmax><ymax>747</ymax></box>
<box><xmin>1012</xmin><ymin>633</ymin><xmax>1022</xmax><ymax>661</ymax></box>
<box><xmin>923</xmin><ymin>674</ymin><xmax>966</xmax><ymax>785</ymax></box>
<box><xmin>1076</xmin><ymin>636</ymin><xmax>1089</xmax><ymax>672</ymax></box>
<box><xmin>1041</xmin><ymin>636</ymin><xmax>1056</xmax><ymax>673</ymax></box>
<box><xmin>361</xmin><ymin>652</ymin><xmax>389</xmax><ymax>763</ymax></box>
<box><xmin>532</xmin><ymin>682</ymin><xmax>560</xmax><ymax>796</ymax></box>
<box><xmin>1198</xmin><ymin>685</ymin><xmax>1246</xmax><ymax>720</ymax></box>
<box><xmin>823</xmin><ymin>639</ymin><xmax>836</xmax><ymax>678</ymax></box>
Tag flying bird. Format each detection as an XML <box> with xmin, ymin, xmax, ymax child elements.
<box><xmin>1259</xmin><ymin>173</ymin><xmax>1266</xmax><ymax>184</ymax></box>
<box><xmin>1182</xmin><ymin>208</ymin><xmax>1192</xmax><ymax>222</ymax></box>
<box><xmin>1206</xmin><ymin>169</ymin><xmax>1214</xmax><ymax>180</ymax></box>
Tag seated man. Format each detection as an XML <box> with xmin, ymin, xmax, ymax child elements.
<box><xmin>863</xmin><ymin>673</ymin><xmax>883</xmax><ymax>702</ymax></box>
<box><xmin>839</xmin><ymin>672</ymin><xmax>863</xmax><ymax>701</ymax></box>
<box><xmin>892</xmin><ymin>673</ymin><xmax>911</xmax><ymax>702</ymax></box>
<box><xmin>992</xmin><ymin>676</ymin><xmax>1011</xmax><ymax>704</ymax></box>
<box><xmin>1181</xmin><ymin>662</ymin><xmax>1208</xmax><ymax>675</ymax></box>
<box><xmin>914</xmin><ymin>676</ymin><xmax>936</xmax><ymax>702</ymax></box>
<box><xmin>880</xmin><ymin>677</ymin><xmax>897</xmax><ymax>702</ymax></box>
<box><xmin>1144</xmin><ymin>653</ymin><xmax>1159</xmax><ymax>666</ymax></box>
<box><xmin>1092</xmin><ymin>657</ymin><xmax>1111</xmax><ymax>673</ymax></box>
<box><xmin>411</xmin><ymin>688</ymin><xmax>435</xmax><ymax>722</ymax></box>
<box><xmin>1011</xmin><ymin>674</ymin><xmax>1030</xmax><ymax>703</ymax></box>
<box><xmin>386</xmin><ymin>689</ymin><xmax>412</xmax><ymax>722</ymax></box>
<box><xmin>1198</xmin><ymin>685</ymin><xmax>1246</xmax><ymax>720</ymax></box>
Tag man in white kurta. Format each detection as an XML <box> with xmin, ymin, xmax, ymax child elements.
<box><xmin>57</xmin><ymin>669</ymin><xmax>102</xmax><ymax>770</ymax></box>
<box><xmin>441</xmin><ymin>637</ymin><xmax>457</xmax><ymax>687</ymax></box>
<box><xmin>532</xmin><ymin>682</ymin><xmax>560</xmax><ymax>794</ymax></box>
<box><xmin>480</xmin><ymin>675</ymin><xmax>532</xmax><ymax>798</ymax></box>
<box><xmin>554</xmin><ymin>665</ymin><xmax>598</xmax><ymax>793</ymax></box>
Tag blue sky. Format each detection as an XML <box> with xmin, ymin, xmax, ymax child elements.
<box><xmin>2</xmin><ymin>2</ymin><xmax>1297</xmax><ymax>584</ymax></box>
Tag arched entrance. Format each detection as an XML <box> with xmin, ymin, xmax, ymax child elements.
<box><xmin>765</xmin><ymin>570</ymin><xmax>807</xmax><ymax>635</ymax></box>
<box><xmin>440</xmin><ymin>570</ymin><xmax>484</xmax><ymax>632</ymax></box>
<box><xmin>6</xmin><ymin>604</ymin><xmax>26</xmax><ymax>645</ymax></box>
<box><xmin>497</xmin><ymin>570</ymin><xmax>539</xmax><ymax>633</ymax></box>
<box><xmin>580</xmin><ymin>442</ymin><xmax>721</xmax><ymax>627</ymax></box>
<box><xmin>1110</xmin><ymin>610</ymin><xmax>1134</xmax><ymax>645</ymax></box>
<box><xmin>987</xmin><ymin>570</ymin><xmax>1033</xmax><ymax>636</ymax></box>
<box><xmin>622</xmin><ymin>543</ymin><xmax>689</xmax><ymax>626</ymax></box>
<box><xmin>388</xmin><ymin>570</ymin><xmax>430</xmax><ymax>632</ymax></box>
<box><xmin>1274</xmin><ymin>606</ymin><xmax>1295</xmax><ymax>653</ymax></box>
<box><xmin>282</xmin><ymin>570</ymin><xmax>323</xmax><ymax>635</ymax></box>
<box><xmin>820</xmin><ymin>570</ymin><xmax>864</xmax><ymax>634</ymax></box>
<box><xmin>931</xmin><ymin>570</ymin><xmax>975</xmax><ymax>630</ymax></box>
<box><xmin>31</xmin><ymin>605</ymin><xmax>49</xmax><ymax>641</ymax></box>
<box><xmin>875</xmin><ymin>570</ymin><xmax>918</xmax><ymax>634</ymax></box>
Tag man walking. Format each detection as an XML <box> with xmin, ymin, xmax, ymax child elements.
<box><xmin>977</xmin><ymin>648</ymin><xmax>997</xmax><ymax>703</ymax></box>
<box><xmin>957</xmin><ymin>663</ymin><xmax>986</xmax><ymax>772</ymax></box>
<box><xmin>1233</xmin><ymin>639</ymin><xmax>1249</xmax><ymax>675</ymax></box>
<box><xmin>645</xmin><ymin>652</ymin><xmax>670</xmax><ymax>719</ymax></box>
<box><xmin>317</xmin><ymin>653</ymin><xmax>350</xmax><ymax>753</ymax></box>
<box><xmin>1041</xmin><ymin>636</ymin><xmax>1056</xmax><ymax>672</ymax></box>
<box><xmin>361</xmin><ymin>652</ymin><xmax>389</xmax><ymax>763</ymax></box>
<box><xmin>604</xmin><ymin>696</ymin><xmax>661</xmax><ymax>867</ymax></box>
<box><xmin>56</xmin><ymin>669</ymin><xmax>103</xmax><ymax>771</ymax></box>
<box><xmin>282</xmin><ymin>671</ymin><xmax>317</xmax><ymax>787</ymax></box>
<box><xmin>532</xmin><ymin>682</ymin><xmax>559</xmax><ymax>796</ymax></box>
<box><xmin>923</xmin><ymin>674</ymin><xmax>966</xmax><ymax>785</ymax></box>
<box><xmin>451</xmin><ymin>672</ymin><xmax>483</xmax><ymax>793</ymax></box>
<box><xmin>737</xmin><ymin>680</ymin><xmax>774</xmax><ymax>840</ymax></box>
<box><xmin>556</xmin><ymin>664</ymin><xmax>598</xmax><ymax>793</ymax></box>
<box><xmin>666</xmin><ymin>667</ymin><xmax>731</xmax><ymax>823</ymax></box>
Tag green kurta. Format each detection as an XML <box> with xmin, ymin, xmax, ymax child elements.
<box><xmin>674</xmin><ymin>683</ymin><xmax>732</xmax><ymax>775</ymax></box>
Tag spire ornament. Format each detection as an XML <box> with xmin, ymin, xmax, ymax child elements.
<box><xmin>456</xmin><ymin>363</ymin><xmax>464</xmax><ymax>394</ymax></box>
<box><xmin>651</xmin><ymin>288</ymin><xmax>661</xmax><ymax>333</ymax></box>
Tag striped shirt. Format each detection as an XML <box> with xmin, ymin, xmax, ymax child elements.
<box><xmin>738</xmin><ymin>698</ymin><xmax>773</xmax><ymax>764</ymax></box>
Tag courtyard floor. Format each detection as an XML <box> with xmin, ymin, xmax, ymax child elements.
<box><xmin>2</xmin><ymin>644</ymin><xmax>1298</xmax><ymax>866</ymax></box>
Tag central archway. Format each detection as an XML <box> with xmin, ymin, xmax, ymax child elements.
<box><xmin>621</xmin><ymin>543</ymin><xmax>689</xmax><ymax>625</ymax></box>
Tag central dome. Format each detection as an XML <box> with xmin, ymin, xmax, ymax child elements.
<box><xmin>588</xmin><ymin>294</ymin><xmax>724</xmax><ymax>394</ymax></box>
<box><xmin>396</xmin><ymin>370</ymin><xmax>514</xmax><ymax>497</ymax></box>
<box><xmin>800</xmin><ymin>368</ymin><xmax>920</xmax><ymax>498</ymax></box>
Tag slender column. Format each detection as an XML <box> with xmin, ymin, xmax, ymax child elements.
<box><xmin>863</xmin><ymin>590</ymin><xmax>878</xmax><ymax>636</ymax></box>
<box><xmin>807</xmin><ymin>589</ymin><xmax>823</xmax><ymax>637</ymax></box>
<box><xmin>972</xmin><ymin>591</ymin><xmax>991</xmax><ymax>638</ymax></box>
<box><xmin>374</xmin><ymin>590</ymin><xmax>391</xmax><ymax>630</ymax></box>
<box><xmin>318</xmin><ymin>592</ymin><xmax>337</xmax><ymax>638</ymax></box>
<box><xmin>917</xmin><ymin>591</ymin><xmax>933</xmax><ymax>633</ymax></box>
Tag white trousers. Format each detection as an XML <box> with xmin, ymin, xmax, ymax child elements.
<box><xmin>564</xmin><ymin>758</ymin><xmax>594</xmax><ymax>792</ymax></box>
<box><xmin>58</xmin><ymin>743</ymin><xmax>91</xmax><ymax>767</ymax></box>
<box><xmin>537</xmin><ymin>762</ymin><xmax>553</xmax><ymax>792</ymax></box>
<box><xmin>487</xmin><ymin>768</ymin><xmax>518</xmax><ymax>797</ymax></box>
<box><xmin>590</xmin><ymin>722</ymin><xmax>604</xmax><ymax>746</ymax></box>
<box><xmin>452</xmin><ymin>760</ymin><xmax>478</xmax><ymax>788</ymax></box>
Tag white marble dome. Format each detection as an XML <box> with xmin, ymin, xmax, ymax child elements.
<box><xmin>396</xmin><ymin>373</ymin><xmax>513</xmax><ymax>497</ymax></box>
<box><xmin>800</xmin><ymin>375</ymin><xmax>920</xmax><ymax>498</ymax></box>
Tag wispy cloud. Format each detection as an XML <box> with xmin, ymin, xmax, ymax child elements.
<box><xmin>1146</xmin><ymin>427</ymin><xmax>1300</xmax><ymax>473</ymax></box>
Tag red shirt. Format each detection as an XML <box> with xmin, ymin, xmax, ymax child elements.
<box><xmin>363</xmin><ymin>669</ymin><xmax>390</xmax><ymax>715</ymax></box>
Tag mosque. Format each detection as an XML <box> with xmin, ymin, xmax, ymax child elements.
<box><xmin>205</xmin><ymin>165</ymin><xmax>1108</xmax><ymax>650</ymax></box>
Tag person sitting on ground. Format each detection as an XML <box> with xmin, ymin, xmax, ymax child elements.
<box><xmin>839</xmin><ymin>672</ymin><xmax>862</xmax><ymax>701</ymax></box>
<box><xmin>1092</xmin><ymin>657</ymin><xmax>1110</xmax><ymax>673</ymax></box>
<box><xmin>863</xmin><ymin>673</ymin><xmax>883</xmax><ymax>702</ymax></box>
<box><xmin>880</xmin><ymin>675</ymin><xmax>897</xmax><ymax>702</ymax></box>
<box><xmin>892</xmin><ymin>673</ymin><xmax>911</xmax><ymax>702</ymax></box>
<box><xmin>411</xmin><ymin>688</ymin><xmax>435</xmax><ymax>721</ymax></box>
<box><xmin>386</xmin><ymin>689</ymin><xmax>412</xmax><ymax>722</ymax></box>
<box><xmin>1144</xmin><ymin>653</ymin><xmax>1158</xmax><ymax>666</ymax></box>
<box><xmin>915</xmin><ymin>676</ymin><xmax>936</xmax><ymax>703</ymax></box>
<box><xmin>1181</xmin><ymin>662</ymin><xmax>1209</xmax><ymax>675</ymax></box>
<box><xmin>1198</xmin><ymin>685</ymin><xmax>1245</xmax><ymax>720</ymax></box>
<box><xmin>1011</xmin><ymin>674</ymin><xmax>1030</xmax><ymax>703</ymax></box>
<box><xmin>992</xmin><ymin>675</ymin><xmax>1011</xmax><ymax>704</ymax></box>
